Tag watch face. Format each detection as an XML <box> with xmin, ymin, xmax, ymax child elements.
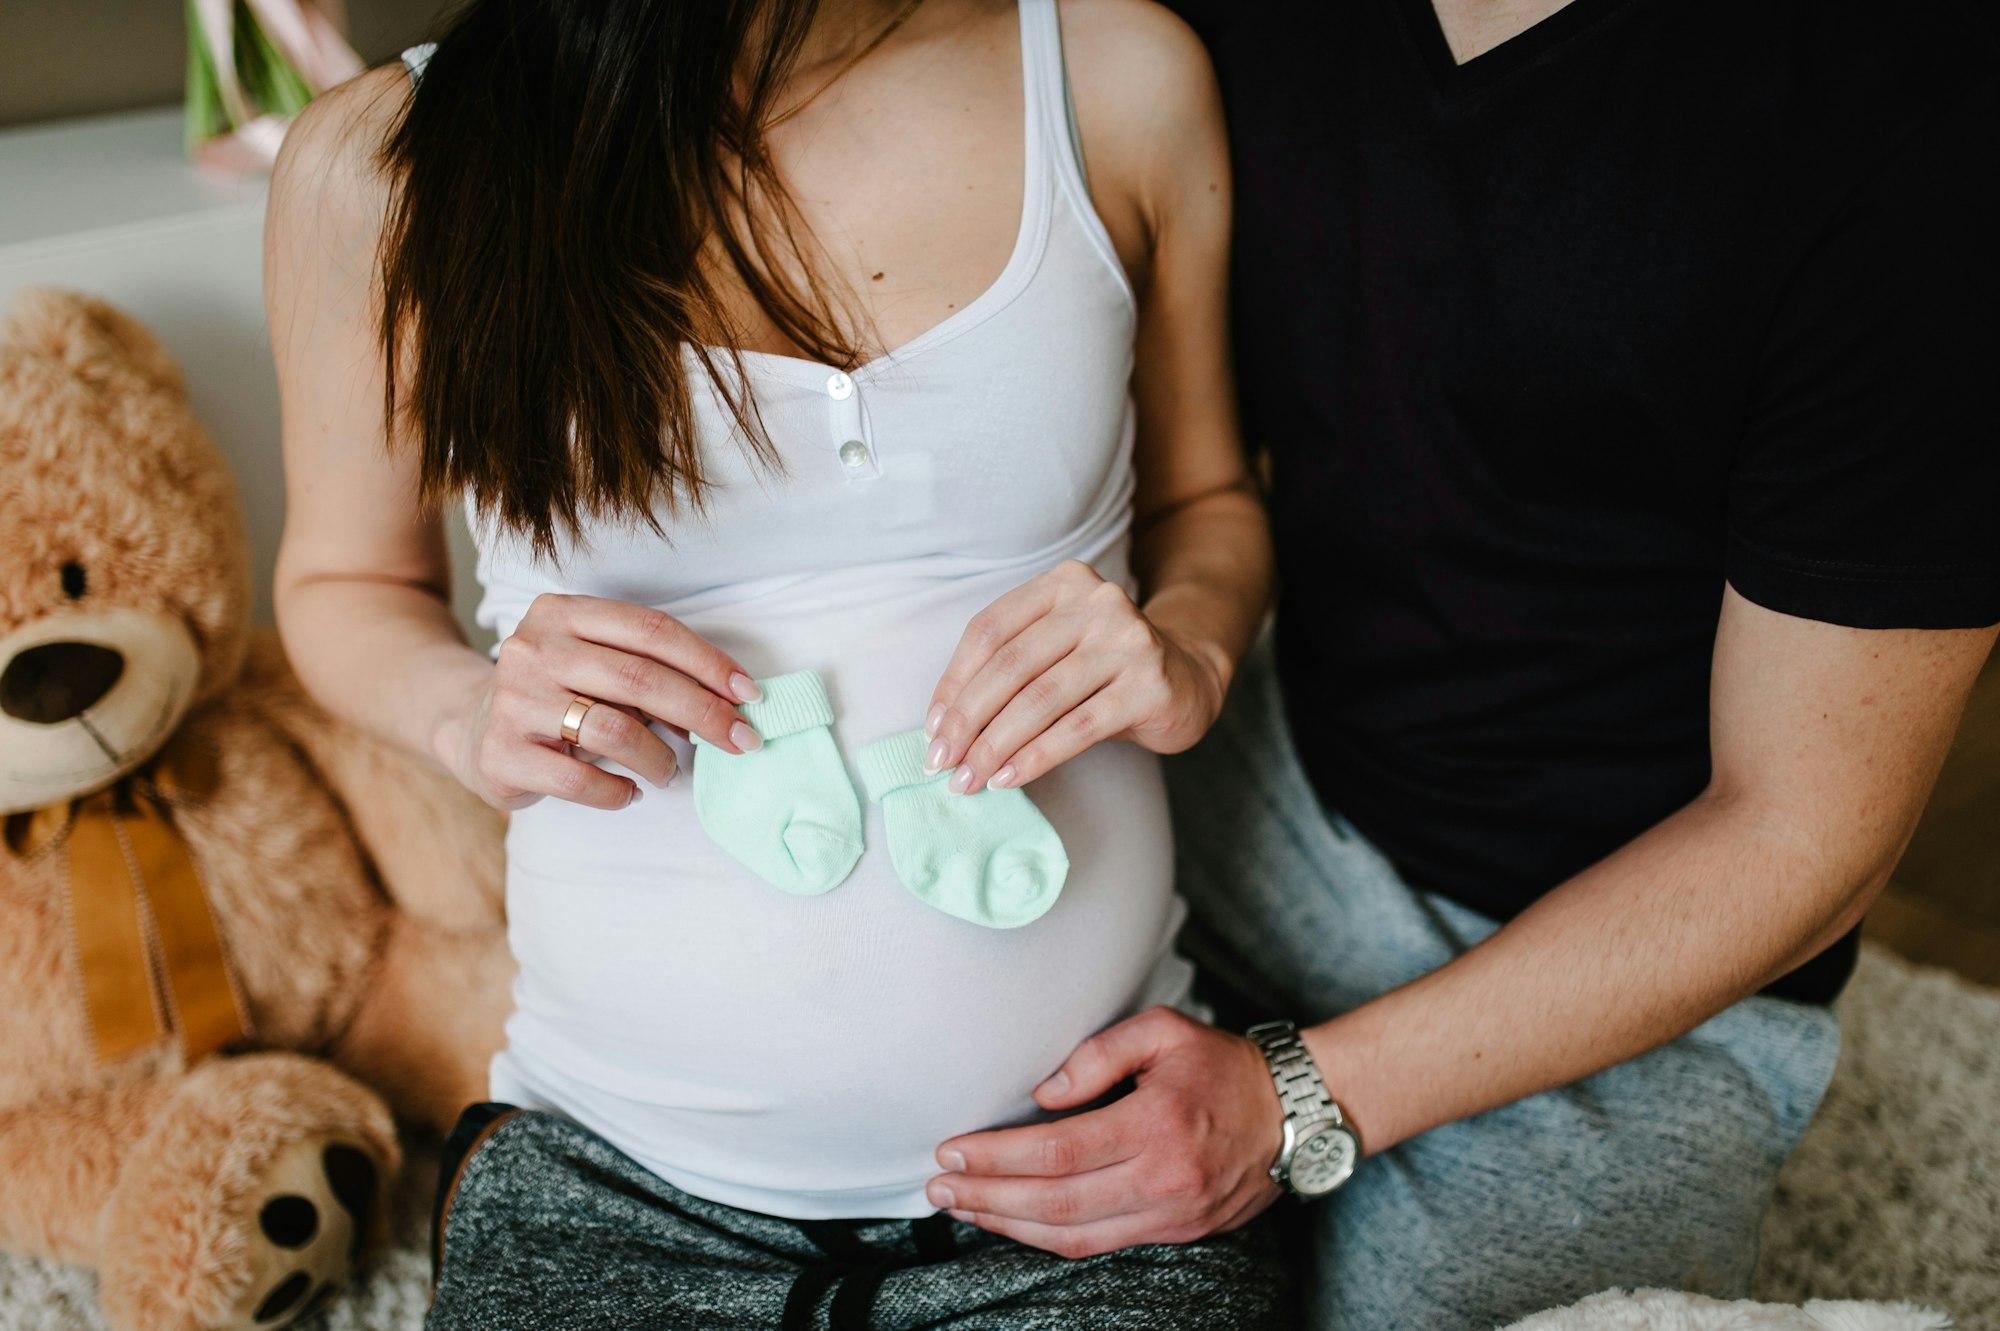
<box><xmin>1290</xmin><ymin>1123</ymin><xmax>1358</xmax><ymax>1196</ymax></box>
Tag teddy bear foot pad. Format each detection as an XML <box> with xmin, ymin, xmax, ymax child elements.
<box><xmin>221</xmin><ymin>1136</ymin><xmax>380</xmax><ymax>1329</ymax></box>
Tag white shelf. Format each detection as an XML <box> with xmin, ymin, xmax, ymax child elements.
<box><xmin>0</xmin><ymin>106</ymin><xmax>266</xmax><ymax>255</ymax></box>
<box><xmin>0</xmin><ymin>101</ymin><xmax>485</xmax><ymax>638</ymax></box>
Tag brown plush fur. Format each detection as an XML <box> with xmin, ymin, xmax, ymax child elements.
<box><xmin>0</xmin><ymin>290</ymin><xmax>512</xmax><ymax>1331</ymax></box>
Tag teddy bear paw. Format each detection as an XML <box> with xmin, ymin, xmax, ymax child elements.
<box><xmin>216</xmin><ymin>1136</ymin><xmax>381</xmax><ymax>1329</ymax></box>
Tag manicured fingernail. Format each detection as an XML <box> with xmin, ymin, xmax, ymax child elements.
<box><xmin>730</xmin><ymin>721</ymin><xmax>762</xmax><ymax>752</ymax></box>
<box><xmin>949</xmin><ymin>765</ymin><xmax>976</xmax><ymax>794</ymax></box>
<box><xmin>938</xmin><ymin>1148</ymin><xmax>965</xmax><ymax>1171</ymax></box>
<box><xmin>925</xmin><ymin>703</ymin><xmax>946</xmax><ymax>736</ymax></box>
<box><xmin>626</xmin><ymin>785</ymin><xmax>643</xmax><ymax>806</ymax></box>
<box><xmin>987</xmin><ymin>766</ymin><xmax>1018</xmax><ymax>791</ymax></box>
<box><xmin>729</xmin><ymin>673</ymin><xmax>761</xmax><ymax>703</ymax></box>
<box><xmin>1040</xmin><ymin>1070</ymin><xmax>1069</xmax><ymax>1095</ymax></box>
<box><xmin>950</xmin><ymin>1209</ymin><xmax>973</xmax><ymax>1223</ymax></box>
<box><xmin>925</xmin><ymin>736</ymin><xmax>951</xmax><ymax>774</ymax></box>
<box><xmin>927</xmin><ymin>1183</ymin><xmax>956</xmax><ymax>1209</ymax></box>
<box><xmin>656</xmin><ymin>760</ymin><xmax>678</xmax><ymax>788</ymax></box>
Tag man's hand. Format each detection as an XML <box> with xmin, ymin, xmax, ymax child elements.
<box><xmin>928</xmin><ymin>1007</ymin><xmax>1285</xmax><ymax>1258</ymax></box>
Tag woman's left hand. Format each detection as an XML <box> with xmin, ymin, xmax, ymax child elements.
<box><xmin>924</xmin><ymin>560</ymin><xmax>1229</xmax><ymax>793</ymax></box>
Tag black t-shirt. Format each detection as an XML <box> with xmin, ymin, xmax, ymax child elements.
<box><xmin>1169</xmin><ymin>0</ymin><xmax>1999</xmax><ymax>1002</ymax></box>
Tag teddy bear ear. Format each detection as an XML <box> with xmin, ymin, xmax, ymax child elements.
<box><xmin>1</xmin><ymin>287</ymin><xmax>186</xmax><ymax>396</ymax></box>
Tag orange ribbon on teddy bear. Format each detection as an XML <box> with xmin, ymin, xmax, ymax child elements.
<box><xmin>4</xmin><ymin>735</ymin><xmax>250</xmax><ymax>1066</ymax></box>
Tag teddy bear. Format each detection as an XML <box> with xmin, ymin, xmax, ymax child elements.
<box><xmin>0</xmin><ymin>288</ymin><xmax>514</xmax><ymax>1331</ymax></box>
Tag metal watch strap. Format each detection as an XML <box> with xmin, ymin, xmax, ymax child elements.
<box><xmin>1247</xmin><ymin>1020</ymin><xmax>1340</xmax><ymax>1127</ymax></box>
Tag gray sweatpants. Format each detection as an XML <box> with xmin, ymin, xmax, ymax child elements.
<box><xmin>426</xmin><ymin>1104</ymin><xmax>1294</xmax><ymax>1330</ymax></box>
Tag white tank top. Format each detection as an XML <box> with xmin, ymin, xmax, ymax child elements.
<box><xmin>441</xmin><ymin>0</ymin><xmax>1194</xmax><ymax>1219</ymax></box>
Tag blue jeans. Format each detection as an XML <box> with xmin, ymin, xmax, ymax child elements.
<box><xmin>1163</xmin><ymin>647</ymin><xmax>1842</xmax><ymax>1331</ymax></box>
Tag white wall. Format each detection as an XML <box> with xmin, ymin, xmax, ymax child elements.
<box><xmin>0</xmin><ymin>106</ymin><xmax>488</xmax><ymax>643</ymax></box>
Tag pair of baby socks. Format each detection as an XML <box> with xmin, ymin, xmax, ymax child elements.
<box><xmin>691</xmin><ymin>670</ymin><xmax>1068</xmax><ymax>928</ymax></box>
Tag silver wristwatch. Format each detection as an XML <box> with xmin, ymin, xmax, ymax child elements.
<box><xmin>1246</xmin><ymin>1020</ymin><xmax>1361</xmax><ymax>1200</ymax></box>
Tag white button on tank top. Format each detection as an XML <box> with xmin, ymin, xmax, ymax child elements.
<box><xmin>437</xmin><ymin>0</ymin><xmax>1195</xmax><ymax>1219</ymax></box>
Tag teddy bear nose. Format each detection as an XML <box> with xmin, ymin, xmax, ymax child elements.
<box><xmin>0</xmin><ymin>641</ymin><xmax>126</xmax><ymax>724</ymax></box>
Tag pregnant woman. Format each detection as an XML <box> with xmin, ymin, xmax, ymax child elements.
<box><xmin>268</xmin><ymin>0</ymin><xmax>1278</xmax><ymax>1324</ymax></box>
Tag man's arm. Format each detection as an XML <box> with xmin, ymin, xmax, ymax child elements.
<box><xmin>928</xmin><ymin>589</ymin><xmax>1994</xmax><ymax>1256</ymax></box>
<box><xmin>1293</xmin><ymin>589</ymin><xmax>1992</xmax><ymax>1153</ymax></box>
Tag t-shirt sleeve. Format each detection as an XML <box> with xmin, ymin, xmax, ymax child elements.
<box><xmin>1725</xmin><ymin>77</ymin><xmax>2000</xmax><ymax>630</ymax></box>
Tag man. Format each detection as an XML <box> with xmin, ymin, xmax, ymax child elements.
<box><xmin>926</xmin><ymin>0</ymin><xmax>1999</xmax><ymax>1324</ymax></box>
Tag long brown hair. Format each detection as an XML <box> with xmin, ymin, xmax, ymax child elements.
<box><xmin>378</xmin><ymin>0</ymin><xmax>864</xmax><ymax>555</ymax></box>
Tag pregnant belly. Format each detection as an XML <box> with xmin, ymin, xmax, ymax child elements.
<box><xmin>496</xmin><ymin>738</ymin><xmax>1182</xmax><ymax>1219</ymax></box>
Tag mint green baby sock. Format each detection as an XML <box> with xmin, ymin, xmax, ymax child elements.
<box><xmin>856</xmin><ymin>729</ymin><xmax>1069</xmax><ymax>928</ymax></box>
<box><xmin>692</xmin><ymin>670</ymin><xmax>863</xmax><ymax>895</ymax></box>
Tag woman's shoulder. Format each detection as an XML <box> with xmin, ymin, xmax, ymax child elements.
<box><xmin>1060</xmin><ymin>0</ymin><xmax>1215</xmax><ymax>111</ymax></box>
<box><xmin>1057</xmin><ymin>0</ymin><xmax>1227</xmax><ymax>260</ymax></box>
<box><xmin>1059</xmin><ymin>0</ymin><xmax>1206</xmax><ymax>50</ymax></box>
<box><xmin>269</xmin><ymin>64</ymin><xmax>410</xmax><ymax>244</ymax></box>
<box><xmin>1061</xmin><ymin>0</ymin><xmax>1222</xmax><ymax>164</ymax></box>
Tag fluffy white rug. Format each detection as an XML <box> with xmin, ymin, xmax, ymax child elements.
<box><xmin>1</xmin><ymin>944</ymin><xmax>1992</xmax><ymax>1330</ymax></box>
<box><xmin>1502</xmin><ymin>1289</ymin><xmax>1953</xmax><ymax>1330</ymax></box>
<box><xmin>1754</xmin><ymin>948</ymin><xmax>2000</xmax><ymax>1324</ymax></box>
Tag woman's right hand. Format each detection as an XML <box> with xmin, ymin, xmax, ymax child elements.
<box><xmin>435</xmin><ymin>593</ymin><xmax>764</xmax><ymax>811</ymax></box>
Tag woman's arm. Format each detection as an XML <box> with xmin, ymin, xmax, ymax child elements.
<box><xmin>268</xmin><ymin>70</ymin><xmax>758</xmax><ymax>811</ymax></box>
<box><xmin>924</xmin><ymin>0</ymin><xmax>1269</xmax><ymax>792</ymax></box>
<box><xmin>268</xmin><ymin>71</ymin><xmax>489</xmax><ymax>769</ymax></box>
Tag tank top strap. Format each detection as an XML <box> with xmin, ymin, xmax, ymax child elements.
<box><xmin>1016</xmin><ymin>0</ymin><xmax>1092</xmax><ymax>202</ymax></box>
<box><xmin>1015</xmin><ymin>0</ymin><xmax>1133</xmax><ymax>305</ymax></box>
<box><xmin>400</xmin><ymin>42</ymin><xmax>436</xmax><ymax>87</ymax></box>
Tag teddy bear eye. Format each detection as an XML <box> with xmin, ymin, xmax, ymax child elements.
<box><xmin>60</xmin><ymin>561</ymin><xmax>87</xmax><ymax>600</ymax></box>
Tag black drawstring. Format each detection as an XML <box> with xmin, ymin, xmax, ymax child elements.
<box><xmin>798</xmin><ymin>1219</ymin><xmax>877</xmax><ymax>1263</ymax></box>
<box><xmin>911</xmin><ymin>1212</ymin><xmax>957</xmax><ymax>1263</ymax></box>
<box><xmin>829</xmin><ymin>1261</ymin><xmax>895</xmax><ymax>1330</ymax></box>
<box><xmin>782</xmin><ymin>1214</ymin><xmax>961</xmax><ymax>1330</ymax></box>
<box><xmin>782</xmin><ymin>1264</ymin><xmax>844</xmax><ymax>1330</ymax></box>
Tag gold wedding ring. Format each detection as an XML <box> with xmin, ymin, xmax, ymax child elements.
<box><xmin>559</xmin><ymin>696</ymin><xmax>597</xmax><ymax>747</ymax></box>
